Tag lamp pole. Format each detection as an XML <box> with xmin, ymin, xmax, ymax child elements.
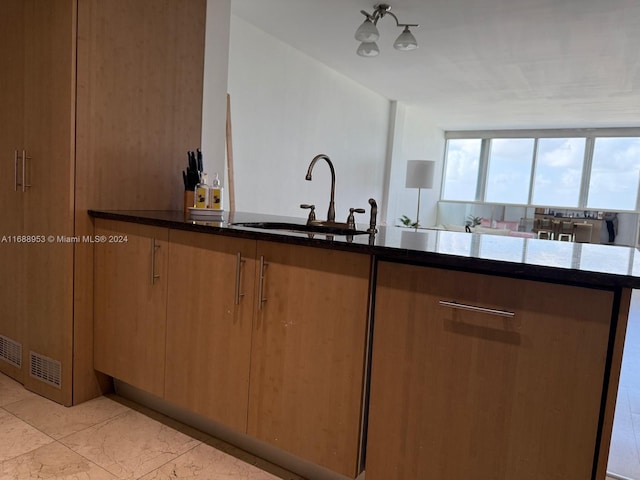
<box><xmin>415</xmin><ymin>188</ymin><xmax>422</xmax><ymax>229</ymax></box>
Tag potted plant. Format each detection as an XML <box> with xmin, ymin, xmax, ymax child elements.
<box><xmin>465</xmin><ymin>215</ymin><xmax>482</xmax><ymax>228</ymax></box>
<box><xmin>399</xmin><ymin>215</ymin><xmax>419</xmax><ymax>228</ymax></box>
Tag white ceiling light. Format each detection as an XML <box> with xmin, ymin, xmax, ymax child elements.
<box><xmin>356</xmin><ymin>41</ymin><xmax>381</xmax><ymax>57</ymax></box>
<box><xmin>355</xmin><ymin>4</ymin><xmax>419</xmax><ymax>57</ymax></box>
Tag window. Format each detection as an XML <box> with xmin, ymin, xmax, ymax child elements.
<box><xmin>441</xmin><ymin>139</ymin><xmax>481</xmax><ymax>201</ymax></box>
<box><xmin>485</xmin><ymin>138</ymin><xmax>534</xmax><ymax>204</ymax></box>
<box><xmin>532</xmin><ymin>138</ymin><xmax>585</xmax><ymax>207</ymax></box>
<box><xmin>442</xmin><ymin>130</ymin><xmax>640</xmax><ymax>213</ymax></box>
<box><xmin>587</xmin><ymin>137</ymin><xmax>640</xmax><ymax>211</ymax></box>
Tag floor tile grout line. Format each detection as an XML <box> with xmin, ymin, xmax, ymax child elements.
<box><xmin>4</xmin><ymin>396</ymin><xmax>134</xmax><ymax>445</ymax></box>
<box><xmin>55</xmin><ymin>408</ymin><xmax>134</xmax><ymax>443</ymax></box>
<box><xmin>56</xmin><ymin>438</ymin><xmax>120</xmax><ymax>480</ymax></box>
<box><xmin>53</xmin><ymin>406</ymin><xmax>207</xmax><ymax>480</ymax></box>
<box><xmin>0</xmin><ymin>408</ymin><xmax>57</xmax><ymax>464</ymax></box>
<box><xmin>136</xmin><ymin>441</ymin><xmax>205</xmax><ymax>480</ymax></box>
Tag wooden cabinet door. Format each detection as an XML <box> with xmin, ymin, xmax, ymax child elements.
<box><xmin>165</xmin><ymin>230</ymin><xmax>256</xmax><ymax>432</ymax></box>
<box><xmin>0</xmin><ymin>0</ymin><xmax>26</xmax><ymax>382</ymax></box>
<box><xmin>20</xmin><ymin>0</ymin><xmax>76</xmax><ymax>405</ymax></box>
<box><xmin>367</xmin><ymin>262</ymin><xmax>613</xmax><ymax>480</ymax></box>
<box><xmin>94</xmin><ymin>219</ymin><xmax>168</xmax><ymax>397</ymax></box>
<box><xmin>247</xmin><ymin>241</ymin><xmax>370</xmax><ymax>478</ymax></box>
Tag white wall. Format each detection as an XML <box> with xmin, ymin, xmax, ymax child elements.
<box><xmin>603</xmin><ymin>213</ymin><xmax>638</xmax><ymax>247</ymax></box>
<box><xmin>202</xmin><ymin>0</ymin><xmax>231</xmax><ymax>177</ymax></box>
<box><xmin>384</xmin><ymin>104</ymin><xmax>445</xmax><ymax>227</ymax></box>
<box><xmin>226</xmin><ymin>15</ymin><xmax>389</xmax><ymax>220</ymax></box>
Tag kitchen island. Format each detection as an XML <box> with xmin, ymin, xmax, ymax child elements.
<box><xmin>89</xmin><ymin>209</ymin><xmax>640</xmax><ymax>480</ymax></box>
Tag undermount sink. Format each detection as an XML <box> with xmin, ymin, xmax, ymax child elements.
<box><xmin>232</xmin><ymin>221</ymin><xmax>369</xmax><ymax>236</ymax></box>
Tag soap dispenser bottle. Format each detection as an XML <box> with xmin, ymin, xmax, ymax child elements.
<box><xmin>194</xmin><ymin>173</ymin><xmax>210</xmax><ymax>208</ymax></box>
<box><xmin>209</xmin><ymin>173</ymin><xmax>224</xmax><ymax>211</ymax></box>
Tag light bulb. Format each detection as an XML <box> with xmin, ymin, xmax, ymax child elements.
<box><xmin>355</xmin><ymin>19</ymin><xmax>380</xmax><ymax>43</ymax></box>
<box><xmin>356</xmin><ymin>42</ymin><xmax>380</xmax><ymax>57</ymax></box>
<box><xmin>393</xmin><ymin>27</ymin><xmax>418</xmax><ymax>51</ymax></box>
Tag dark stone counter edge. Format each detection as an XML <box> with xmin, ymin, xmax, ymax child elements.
<box><xmin>88</xmin><ymin>209</ymin><xmax>640</xmax><ymax>290</ymax></box>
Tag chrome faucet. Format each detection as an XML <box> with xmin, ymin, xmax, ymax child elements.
<box><xmin>305</xmin><ymin>154</ymin><xmax>336</xmax><ymax>222</ymax></box>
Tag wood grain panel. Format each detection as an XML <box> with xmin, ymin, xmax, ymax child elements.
<box><xmin>21</xmin><ymin>0</ymin><xmax>76</xmax><ymax>405</ymax></box>
<box><xmin>75</xmin><ymin>0</ymin><xmax>206</xmax><ymax>213</ymax></box>
<box><xmin>367</xmin><ymin>262</ymin><xmax>614</xmax><ymax>480</ymax></box>
<box><xmin>0</xmin><ymin>0</ymin><xmax>26</xmax><ymax>383</ymax></box>
<box><xmin>247</xmin><ymin>241</ymin><xmax>370</xmax><ymax>478</ymax></box>
<box><xmin>94</xmin><ymin>219</ymin><xmax>168</xmax><ymax>397</ymax></box>
<box><xmin>73</xmin><ymin>0</ymin><xmax>208</xmax><ymax>403</ymax></box>
<box><xmin>165</xmin><ymin>230</ymin><xmax>256</xmax><ymax>432</ymax></box>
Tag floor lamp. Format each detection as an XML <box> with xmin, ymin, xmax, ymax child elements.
<box><xmin>405</xmin><ymin>160</ymin><xmax>435</xmax><ymax>228</ymax></box>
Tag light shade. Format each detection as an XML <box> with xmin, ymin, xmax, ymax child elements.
<box><xmin>394</xmin><ymin>26</ymin><xmax>418</xmax><ymax>51</ymax></box>
<box><xmin>354</xmin><ymin>19</ymin><xmax>380</xmax><ymax>43</ymax></box>
<box><xmin>405</xmin><ymin>160</ymin><xmax>435</xmax><ymax>189</ymax></box>
<box><xmin>356</xmin><ymin>42</ymin><xmax>380</xmax><ymax>57</ymax></box>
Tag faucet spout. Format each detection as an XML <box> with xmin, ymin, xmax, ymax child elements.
<box><xmin>367</xmin><ymin>198</ymin><xmax>378</xmax><ymax>233</ymax></box>
<box><xmin>305</xmin><ymin>154</ymin><xmax>336</xmax><ymax>222</ymax></box>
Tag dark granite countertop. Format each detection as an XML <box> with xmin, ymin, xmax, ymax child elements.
<box><xmin>88</xmin><ymin>209</ymin><xmax>640</xmax><ymax>289</ymax></box>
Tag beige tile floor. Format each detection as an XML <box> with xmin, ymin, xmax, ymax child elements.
<box><xmin>0</xmin><ymin>373</ymin><xmax>305</xmax><ymax>479</ymax></box>
<box><xmin>608</xmin><ymin>290</ymin><xmax>640</xmax><ymax>480</ymax></box>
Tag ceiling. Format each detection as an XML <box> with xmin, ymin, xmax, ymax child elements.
<box><xmin>231</xmin><ymin>0</ymin><xmax>640</xmax><ymax>130</ymax></box>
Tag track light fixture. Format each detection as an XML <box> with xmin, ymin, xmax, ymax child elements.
<box><xmin>354</xmin><ymin>4</ymin><xmax>419</xmax><ymax>57</ymax></box>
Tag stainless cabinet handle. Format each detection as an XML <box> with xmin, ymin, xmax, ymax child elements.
<box><xmin>439</xmin><ymin>300</ymin><xmax>515</xmax><ymax>318</ymax></box>
<box><xmin>258</xmin><ymin>255</ymin><xmax>268</xmax><ymax>310</ymax></box>
<box><xmin>22</xmin><ymin>150</ymin><xmax>32</xmax><ymax>191</ymax></box>
<box><xmin>150</xmin><ymin>239</ymin><xmax>161</xmax><ymax>284</ymax></box>
<box><xmin>234</xmin><ymin>252</ymin><xmax>246</xmax><ymax>305</ymax></box>
<box><xmin>14</xmin><ymin>150</ymin><xmax>19</xmax><ymax>191</ymax></box>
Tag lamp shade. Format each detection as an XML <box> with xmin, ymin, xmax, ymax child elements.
<box><xmin>394</xmin><ymin>27</ymin><xmax>418</xmax><ymax>51</ymax></box>
<box><xmin>355</xmin><ymin>19</ymin><xmax>380</xmax><ymax>43</ymax></box>
<box><xmin>405</xmin><ymin>160</ymin><xmax>435</xmax><ymax>189</ymax></box>
<box><xmin>356</xmin><ymin>41</ymin><xmax>380</xmax><ymax>57</ymax></box>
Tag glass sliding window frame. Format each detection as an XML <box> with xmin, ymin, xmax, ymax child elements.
<box><xmin>484</xmin><ymin>138</ymin><xmax>535</xmax><ymax>205</ymax></box>
<box><xmin>442</xmin><ymin>128</ymin><xmax>640</xmax><ymax>214</ymax></box>
<box><xmin>531</xmin><ymin>138</ymin><xmax>587</xmax><ymax>208</ymax></box>
<box><xmin>441</xmin><ymin>138</ymin><xmax>483</xmax><ymax>202</ymax></box>
<box><xmin>586</xmin><ymin>137</ymin><xmax>640</xmax><ymax>211</ymax></box>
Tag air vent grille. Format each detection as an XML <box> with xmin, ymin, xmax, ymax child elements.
<box><xmin>29</xmin><ymin>351</ymin><xmax>61</xmax><ymax>389</ymax></box>
<box><xmin>0</xmin><ymin>335</ymin><xmax>22</xmax><ymax>368</ymax></box>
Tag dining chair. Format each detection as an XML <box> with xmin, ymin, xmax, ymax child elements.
<box><xmin>573</xmin><ymin>223</ymin><xmax>593</xmax><ymax>243</ymax></box>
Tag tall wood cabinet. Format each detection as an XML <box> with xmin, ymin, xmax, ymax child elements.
<box><xmin>0</xmin><ymin>0</ymin><xmax>212</xmax><ymax>405</ymax></box>
<box><xmin>0</xmin><ymin>0</ymin><xmax>75</xmax><ymax>402</ymax></box>
<box><xmin>367</xmin><ymin>261</ymin><xmax>616</xmax><ymax>480</ymax></box>
<box><xmin>0</xmin><ymin>0</ymin><xmax>26</xmax><ymax>383</ymax></box>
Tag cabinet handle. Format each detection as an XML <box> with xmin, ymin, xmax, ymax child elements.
<box><xmin>150</xmin><ymin>239</ymin><xmax>161</xmax><ymax>284</ymax></box>
<box><xmin>439</xmin><ymin>300</ymin><xmax>515</xmax><ymax>318</ymax></box>
<box><xmin>14</xmin><ymin>150</ymin><xmax>20</xmax><ymax>191</ymax></box>
<box><xmin>258</xmin><ymin>255</ymin><xmax>268</xmax><ymax>310</ymax></box>
<box><xmin>22</xmin><ymin>150</ymin><xmax>32</xmax><ymax>192</ymax></box>
<box><xmin>234</xmin><ymin>252</ymin><xmax>246</xmax><ymax>305</ymax></box>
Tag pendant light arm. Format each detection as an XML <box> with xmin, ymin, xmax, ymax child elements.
<box><xmin>360</xmin><ymin>5</ymin><xmax>419</xmax><ymax>28</ymax></box>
